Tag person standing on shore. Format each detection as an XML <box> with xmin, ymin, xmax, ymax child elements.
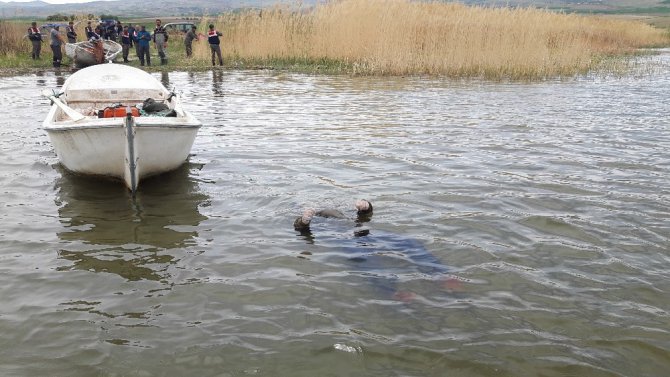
<box><xmin>27</xmin><ymin>21</ymin><xmax>42</xmax><ymax>60</ymax></box>
<box><xmin>120</xmin><ymin>25</ymin><xmax>132</xmax><ymax>63</ymax></box>
<box><xmin>49</xmin><ymin>25</ymin><xmax>64</xmax><ymax>68</ymax></box>
<box><xmin>66</xmin><ymin>21</ymin><xmax>77</xmax><ymax>43</ymax></box>
<box><xmin>132</xmin><ymin>24</ymin><xmax>141</xmax><ymax>60</ymax></box>
<box><xmin>85</xmin><ymin>20</ymin><xmax>95</xmax><ymax>40</ymax></box>
<box><xmin>153</xmin><ymin>19</ymin><xmax>169</xmax><ymax>65</ymax></box>
<box><xmin>184</xmin><ymin>25</ymin><xmax>197</xmax><ymax>58</ymax></box>
<box><xmin>135</xmin><ymin>25</ymin><xmax>152</xmax><ymax>66</ymax></box>
<box><xmin>115</xmin><ymin>21</ymin><xmax>123</xmax><ymax>41</ymax></box>
<box><xmin>207</xmin><ymin>24</ymin><xmax>223</xmax><ymax>66</ymax></box>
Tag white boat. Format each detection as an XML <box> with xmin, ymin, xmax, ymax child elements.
<box><xmin>42</xmin><ymin>63</ymin><xmax>201</xmax><ymax>194</ymax></box>
<box><xmin>65</xmin><ymin>39</ymin><xmax>122</xmax><ymax>68</ymax></box>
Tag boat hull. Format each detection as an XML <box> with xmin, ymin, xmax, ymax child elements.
<box><xmin>65</xmin><ymin>40</ymin><xmax>122</xmax><ymax>68</ymax></box>
<box><xmin>42</xmin><ymin>64</ymin><xmax>202</xmax><ymax>192</ymax></box>
<box><xmin>45</xmin><ymin>122</ymin><xmax>199</xmax><ymax>186</ymax></box>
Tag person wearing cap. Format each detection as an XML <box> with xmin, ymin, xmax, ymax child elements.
<box><xmin>184</xmin><ymin>25</ymin><xmax>198</xmax><ymax>58</ymax></box>
<box><xmin>66</xmin><ymin>21</ymin><xmax>77</xmax><ymax>43</ymax></box>
<box><xmin>27</xmin><ymin>21</ymin><xmax>42</xmax><ymax>60</ymax></box>
<box><xmin>207</xmin><ymin>24</ymin><xmax>223</xmax><ymax>66</ymax></box>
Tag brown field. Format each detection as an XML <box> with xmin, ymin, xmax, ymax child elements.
<box><xmin>2</xmin><ymin>0</ymin><xmax>669</xmax><ymax>78</ymax></box>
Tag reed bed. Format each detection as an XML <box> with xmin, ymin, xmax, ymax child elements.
<box><xmin>202</xmin><ymin>0</ymin><xmax>669</xmax><ymax>78</ymax></box>
<box><xmin>1</xmin><ymin>1</ymin><xmax>668</xmax><ymax>78</ymax></box>
<box><xmin>0</xmin><ymin>20</ymin><xmax>29</xmax><ymax>56</ymax></box>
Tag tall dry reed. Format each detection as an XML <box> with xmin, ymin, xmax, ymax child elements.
<box><xmin>0</xmin><ymin>21</ymin><xmax>30</xmax><ymax>56</ymax></box>
<box><xmin>204</xmin><ymin>0</ymin><xmax>669</xmax><ymax>78</ymax></box>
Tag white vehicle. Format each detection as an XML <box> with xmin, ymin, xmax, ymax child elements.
<box><xmin>42</xmin><ymin>63</ymin><xmax>201</xmax><ymax>194</ymax></box>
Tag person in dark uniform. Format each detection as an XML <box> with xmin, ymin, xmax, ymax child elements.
<box><xmin>120</xmin><ymin>25</ymin><xmax>132</xmax><ymax>63</ymax></box>
<box><xmin>27</xmin><ymin>21</ymin><xmax>42</xmax><ymax>59</ymax></box>
<box><xmin>94</xmin><ymin>25</ymin><xmax>103</xmax><ymax>41</ymax></box>
<box><xmin>207</xmin><ymin>24</ymin><xmax>223</xmax><ymax>66</ymax></box>
<box><xmin>106</xmin><ymin>21</ymin><xmax>117</xmax><ymax>42</ymax></box>
<box><xmin>115</xmin><ymin>21</ymin><xmax>123</xmax><ymax>40</ymax></box>
<box><xmin>84</xmin><ymin>20</ymin><xmax>94</xmax><ymax>40</ymax></box>
<box><xmin>184</xmin><ymin>25</ymin><xmax>198</xmax><ymax>58</ymax></box>
<box><xmin>153</xmin><ymin>19</ymin><xmax>169</xmax><ymax>65</ymax></box>
<box><xmin>66</xmin><ymin>21</ymin><xmax>77</xmax><ymax>43</ymax></box>
<box><xmin>294</xmin><ymin>200</ymin><xmax>459</xmax><ymax>302</ymax></box>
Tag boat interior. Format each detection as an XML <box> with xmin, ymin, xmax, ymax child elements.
<box><xmin>53</xmin><ymin>89</ymin><xmax>184</xmax><ymax>122</ymax></box>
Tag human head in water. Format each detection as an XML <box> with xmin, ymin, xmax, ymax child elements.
<box><xmin>355</xmin><ymin>199</ymin><xmax>373</xmax><ymax>215</ymax></box>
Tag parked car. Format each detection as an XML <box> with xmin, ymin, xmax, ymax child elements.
<box><xmin>163</xmin><ymin>22</ymin><xmax>196</xmax><ymax>34</ymax></box>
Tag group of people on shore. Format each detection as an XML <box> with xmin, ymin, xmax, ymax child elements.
<box><xmin>27</xmin><ymin>19</ymin><xmax>225</xmax><ymax>68</ymax></box>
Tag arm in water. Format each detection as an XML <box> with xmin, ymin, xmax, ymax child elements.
<box><xmin>294</xmin><ymin>199</ymin><xmax>459</xmax><ymax>302</ymax></box>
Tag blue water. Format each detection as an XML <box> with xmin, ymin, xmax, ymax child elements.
<box><xmin>0</xmin><ymin>51</ymin><xmax>669</xmax><ymax>376</ymax></box>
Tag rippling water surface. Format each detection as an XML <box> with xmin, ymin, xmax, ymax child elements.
<box><xmin>1</xmin><ymin>52</ymin><xmax>669</xmax><ymax>376</ymax></box>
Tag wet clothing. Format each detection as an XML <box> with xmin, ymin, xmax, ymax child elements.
<box><xmin>207</xmin><ymin>29</ymin><xmax>223</xmax><ymax>66</ymax></box>
<box><xmin>296</xmin><ymin>214</ymin><xmax>449</xmax><ymax>299</ymax></box>
<box><xmin>153</xmin><ymin>25</ymin><xmax>169</xmax><ymax>64</ymax></box>
<box><xmin>66</xmin><ymin>25</ymin><xmax>77</xmax><ymax>43</ymax></box>
<box><xmin>28</xmin><ymin>26</ymin><xmax>42</xmax><ymax>59</ymax></box>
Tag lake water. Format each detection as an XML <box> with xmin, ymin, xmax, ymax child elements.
<box><xmin>1</xmin><ymin>51</ymin><xmax>669</xmax><ymax>376</ymax></box>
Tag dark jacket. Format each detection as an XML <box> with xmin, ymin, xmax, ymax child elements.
<box><xmin>66</xmin><ymin>25</ymin><xmax>77</xmax><ymax>42</ymax></box>
<box><xmin>207</xmin><ymin>29</ymin><xmax>221</xmax><ymax>45</ymax></box>
<box><xmin>28</xmin><ymin>26</ymin><xmax>42</xmax><ymax>41</ymax></box>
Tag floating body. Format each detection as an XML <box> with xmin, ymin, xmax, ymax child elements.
<box><xmin>42</xmin><ymin>64</ymin><xmax>201</xmax><ymax>193</ymax></box>
<box><xmin>294</xmin><ymin>200</ymin><xmax>455</xmax><ymax>301</ymax></box>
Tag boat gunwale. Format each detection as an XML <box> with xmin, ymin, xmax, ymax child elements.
<box><xmin>44</xmin><ymin>123</ymin><xmax>202</xmax><ymax>132</ymax></box>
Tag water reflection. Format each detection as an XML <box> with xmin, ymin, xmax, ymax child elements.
<box><xmin>54</xmin><ymin>163</ymin><xmax>209</xmax><ymax>281</ymax></box>
<box><xmin>160</xmin><ymin>70</ymin><xmax>170</xmax><ymax>88</ymax></box>
<box><xmin>54</xmin><ymin>70</ymin><xmax>65</xmax><ymax>87</ymax></box>
<box><xmin>212</xmin><ymin>69</ymin><xmax>223</xmax><ymax>96</ymax></box>
<box><xmin>35</xmin><ymin>71</ymin><xmax>46</xmax><ymax>87</ymax></box>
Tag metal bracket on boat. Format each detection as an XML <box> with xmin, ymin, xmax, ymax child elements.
<box><xmin>124</xmin><ymin>106</ymin><xmax>139</xmax><ymax>196</ymax></box>
<box><xmin>41</xmin><ymin>89</ymin><xmax>85</xmax><ymax>122</ymax></box>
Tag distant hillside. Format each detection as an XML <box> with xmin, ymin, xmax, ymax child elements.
<box><xmin>0</xmin><ymin>0</ymin><xmax>272</xmax><ymax>18</ymax></box>
<box><xmin>0</xmin><ymin>0</ymin><xmax>668</xmax><ymax>19</ymax></box>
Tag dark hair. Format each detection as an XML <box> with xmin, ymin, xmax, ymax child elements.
<box><xmin>209</xmin><ymin>24</ymin><xmax>214</xmax><ymax>28</ymax></box>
